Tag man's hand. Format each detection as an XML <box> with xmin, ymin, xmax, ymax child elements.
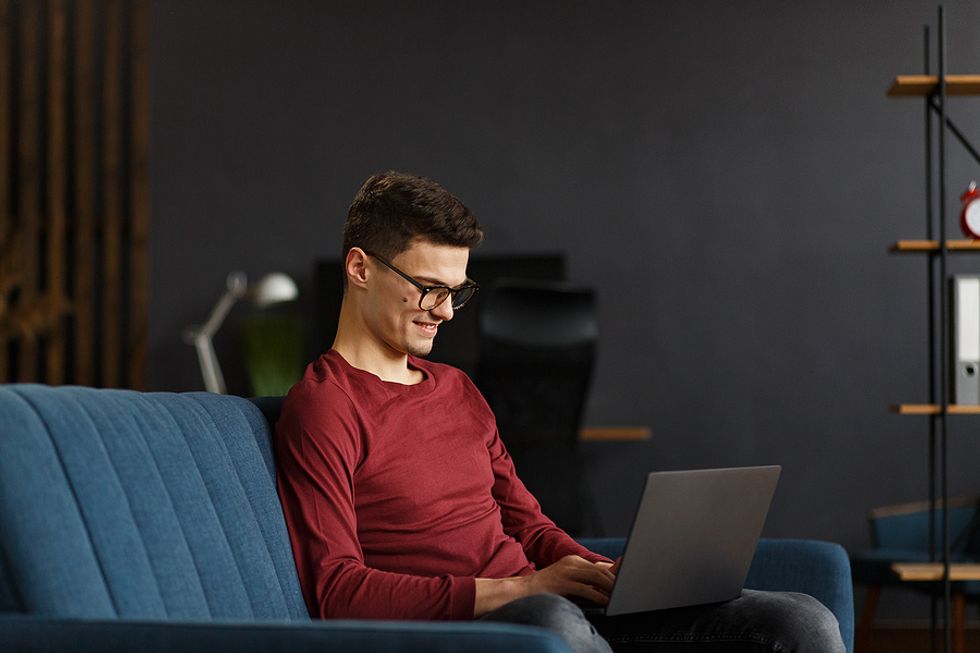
<box><xmin>524</xmin><ymin>555</ymin><xmax>616</xmax><ymax>606</ymax></box>
<box><xmin>474</xmin><ymin>555</ymin><xmax>617</xmax><ymax>617</ymax></box>
<box><xmin>596</xmin><ymin>556</ymin><xmax>623</xmax><ymax>576</ymax></box>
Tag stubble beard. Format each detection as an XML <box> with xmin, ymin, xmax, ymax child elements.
<box><xmin>406</xmin><ymin>340</ymin><xmax>434</xmax><ymax>358</ymax></box>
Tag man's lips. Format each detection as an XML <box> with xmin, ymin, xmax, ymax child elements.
<box><xmin>413</xmin><ymin>320</ymin><xmax>440</xmax><ymax>337</ymax></box>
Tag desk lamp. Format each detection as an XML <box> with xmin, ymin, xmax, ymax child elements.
<box><xmin>183</xmin><ymin>271</ymin><xmax>298</xmax><ymax>393</ymax></box>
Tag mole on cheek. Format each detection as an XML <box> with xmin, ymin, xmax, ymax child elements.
<box><xmin>402</xmin><ymin>297</ymin><xmax>408</xmax><ymax>303</ymax></box>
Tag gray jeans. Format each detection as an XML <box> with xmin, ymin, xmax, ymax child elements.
<box><xmin>479</xmin><ymin>590</ymin><xmax>845</xmax><ymax>653</ymax></box>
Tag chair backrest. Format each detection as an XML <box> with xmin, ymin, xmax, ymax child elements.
<box><xmin>473</xmin><ymin>280</ymin><xmax>598</xmax><ymax>534</ymax></box>
<box><xmin>0</xmin><ymin>385</ymin><xmax>308</xmax><ymax>622</ymax></box>
<box><xmin>869</xmin><ymin>497</ymin><xmax>980</xmax><ymax>554</ymax></box>
<box><xmin>475</xmin><ymin>280</ymin><xmax>597</xmax><ymax>448</ymax></box>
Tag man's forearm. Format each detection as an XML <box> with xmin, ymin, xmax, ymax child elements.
<box><xmin>473</xmin><ymin>577</ymin><xmax>528</xmax><ymax>617</ymax></box>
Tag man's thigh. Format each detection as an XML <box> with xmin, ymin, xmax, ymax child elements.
<box><xmin>588</xmin><ymin>590</ymin><xmax>845</xmax><ymax>653</ymax></box>
<box><xmin>480</xmin><ymin>594</ymin><xmax>612</xmax><ymax>653</ymax></box>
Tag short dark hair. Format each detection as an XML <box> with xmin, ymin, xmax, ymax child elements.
<box><xmin>342</xmin><ymin>171</ymin><xmax>484</xmax><ymax>260</ymax></box>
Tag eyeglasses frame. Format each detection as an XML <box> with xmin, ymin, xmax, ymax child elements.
<box><xmin>365</xmin><ymin>251</ymin><xmax>479</xmax><ymax>311</ymax></box>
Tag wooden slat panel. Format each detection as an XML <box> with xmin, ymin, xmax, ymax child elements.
<box><xmin>128</xmin><ymin>0</ymin><xmax>150</xmax><ymax>390</ymax></box>
<box><xmin>73</xmin><ymin>0</ymin><xmax>95</xmax><ymax>386</ymax></box>
<box><xmin>1</xmin><ymin>0</ymin><xmax>151</xmax><ymax>388</ymax></box>
<box><xmin>102</xmin><ymin>0</ymin><xmax>123</xmax><ymax>387</ymax></box>
<box><xmin>46</xmin><ymin>0</ymin><xmax>68</xmax><ymax>385</ymax></box>
<box><xmin>0</xmin><ymin>0</ymin><xmax>11</xmax><ymax>381</ymax></box>
<box><xmin>17</xmin><ymin>0</ymin><xmax>40</xmax><ymax>382</ymax></box>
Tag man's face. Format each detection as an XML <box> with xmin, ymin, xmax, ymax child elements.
<box><xmin>364</xmin><ymin>239</ymin><xmax>470</xmax><ymax>358</ymax></box>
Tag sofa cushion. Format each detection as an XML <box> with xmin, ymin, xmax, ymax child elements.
<box><xmin>0</xmin><ymin>385</ymin><xmax>308</xmax><ymax>622</ymax></box>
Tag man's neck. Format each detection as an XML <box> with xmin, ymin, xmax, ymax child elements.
<box><xmin>332</xmin><ymin>303</ymin><xmax>424</xmax><ymax>386</ymax></box>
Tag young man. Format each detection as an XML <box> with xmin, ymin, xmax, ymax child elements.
<box><xmin>275</xmin><ymin>171</ymin><xmax>844</xmax><ymax>653</ymax></box>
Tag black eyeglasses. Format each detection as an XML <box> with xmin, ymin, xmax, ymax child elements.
<box><xmin>367</xmin><ymin>252</ymin><xmax>479</xmax><ymax>311</ymax></box>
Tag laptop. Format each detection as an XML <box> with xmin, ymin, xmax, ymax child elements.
<box><xmin>591</xmin><ymin>465</ymin><xmax>781</xmax><ymax>616</ymax></box>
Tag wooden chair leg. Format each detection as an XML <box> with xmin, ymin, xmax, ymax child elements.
<box><xmin>856</xmin><ymin>586</ymin><xmax>881</xmax><ymax>653</ymax></box>
<box><xmin>953</xmin><ymin>593</ymin><xmax>966</xmax><ymax>653</ymax></box>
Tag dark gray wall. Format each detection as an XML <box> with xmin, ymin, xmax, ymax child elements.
<box><xmin>151</xmin><ymin>0</ymin><xmax>980</xmax><ymax>620</ymax></box>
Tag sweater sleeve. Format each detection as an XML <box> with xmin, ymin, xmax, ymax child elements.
<box><xmin>485</xmin><ymin>425</ymin><xmax>613</xmax><ymax>568</ymax></box>
<box><xmin>274</xmin><ymin>382</ymin><xmax>475</xmax><ymax>620</ymax></box>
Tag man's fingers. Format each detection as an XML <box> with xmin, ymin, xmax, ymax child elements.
<box><xmin>564</xmin><ymin>562</ymin><xmax>615</xmax><ymax>593</ymax></box>
<box><xmin>591</xmin><ymin>568</ymin><xmax>615</xmax><ymax>592</ymax></box>
<box><xmin>568</xmin><ymin>583</ymin><xmax>610</xmax><ymax>606</ymax></box>
<box><xmin>536</xmin><ymin>555</ymin><xmax>618</xmax><ymax>600</ymax></box>
<box><xmin>566</xmin><ymin>557</ymin><xmax>616</xmax><ymax>590</ymax></box>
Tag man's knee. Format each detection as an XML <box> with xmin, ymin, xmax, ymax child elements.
<box><xmin>754</xmin><ymin>592</ymin><xmax>845</xmax><ymax>653</ymax></box>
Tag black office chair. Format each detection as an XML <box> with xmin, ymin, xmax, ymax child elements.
<box><xmin>473</xmin><ymin>279</ymin><xmax>599</xmax><ymax>536</ymax></box>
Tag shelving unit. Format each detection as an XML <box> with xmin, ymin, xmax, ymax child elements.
<box><xmin>887</xmin><ymin>9</ymin><xmax>980</xmax><ymax>653</ymax></box>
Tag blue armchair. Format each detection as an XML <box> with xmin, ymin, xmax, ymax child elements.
<box><xmin>0</xmin><ymin>385</ymin><xmax>853</xmax><ymax>652</ymax></box>
<box><xmin>850</xmin><ymin>498</ymin><xmax>980</xmax><ymax>653</ymax></box>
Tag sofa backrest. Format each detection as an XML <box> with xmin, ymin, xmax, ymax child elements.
<box><xmin>0</xmin><ymin>385</ymin><xmax>308</xmax><ymax>622</ymax></box>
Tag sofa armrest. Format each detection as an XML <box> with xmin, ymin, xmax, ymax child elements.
<box><xmin>745</xmin><ymin>539</ymin><xmax>854</xmax><ymax>653</ymax></box>
<box><xmin>0</xmin><ymin>614</ymin><xmax>573</xmax><ymax>653</ymax></box>
<box><xmin>578</xmin><ymin>537</ymin><xmax>854</xmax><ymax>653</ymax></box>
<box><xmin>576</xmin><ymin>537</ymin><xmax>626</xmax><ymax>561</ymax></box>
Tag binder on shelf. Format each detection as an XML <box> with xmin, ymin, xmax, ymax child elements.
<box><xmin>952</xmin><ymin>275</ymin><xmax>980</xmax><ymax>405</ymax></box>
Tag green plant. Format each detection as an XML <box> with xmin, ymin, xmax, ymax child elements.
<box><xmin>241</xmin><ymin>313</ymin><xmax>303</xmax><ymax>396</ymax></box>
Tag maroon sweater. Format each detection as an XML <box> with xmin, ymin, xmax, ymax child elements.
<box><xmin>275</xmin><ymin>350</ymin><xmax>607</xmax><ymax>620</ymax></box>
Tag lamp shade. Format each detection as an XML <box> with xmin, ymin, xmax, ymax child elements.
<box><xmin>250</xmin><ymin>273</ymin><xmax>298</xmax><ymax>308</ymax></box>
<box><xmin>184</xmin><ymin>270</ymin><xmax>299</xmax><ymax>394</ymax></box>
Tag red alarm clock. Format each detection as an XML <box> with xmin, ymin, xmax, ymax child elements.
<box><xmin>961</xmin><ymin>181</ymin><xmax>980</xmax><ymax>239</ymax></box>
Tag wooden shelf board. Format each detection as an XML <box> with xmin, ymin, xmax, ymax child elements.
<box><xmin>888</xmin><ymin>75</ymin><xmax>980</xmax><ymax>97</ymax></box>
<box><xmin>891</xmin><ymin>239</ymin><xmax>980</xmax><ymax>252</ymax></box>
<box><xmin>892</xmin><ymin>404</ymin><xmax>980</xmax><ymax>415</ymax></box>
<box><xmin>892</xmin><ymin>562</ymin><xmax>980</xmax><ymax>581</ymax></box>
<box><xmin>579</xmin><ymin>426</ymin><xmax>651</xmax><ymax>442</ymax></box>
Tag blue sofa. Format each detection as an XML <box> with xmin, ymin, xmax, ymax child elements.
<box><xmin>0</xmin><ymin>385</ymin><xmax>853</xmax><ymax>652</ymax></box>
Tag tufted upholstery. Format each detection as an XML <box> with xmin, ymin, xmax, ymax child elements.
<box><xmin>0</xmin><ymin>385</ymin><xmax>308</xmax><ymax>621</ymax></box>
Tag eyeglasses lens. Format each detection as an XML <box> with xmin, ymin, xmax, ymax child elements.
<box><xmin>419</xmin><ymin>286</ymin><xmax>477</xmax><ymax>311</ymax></box>
<box><xmin>451</xmin><ymin>287</ymin><xmax>475</xmax><ymax>310</ymax></box>
<box><xmin>420</xmin><ymin>288</ymin><xmax>451</xmax><ymax>311</ymax></box>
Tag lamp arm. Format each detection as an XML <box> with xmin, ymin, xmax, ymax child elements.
<box><xmin>191</xmin><ymin>333</ymin><xmax>226</xmax><ymax>394</ymax></box>
<box><xmin>197</xmin><ymin>290</ymin><xmax>240</xmax><ymax>339</ymax></box>
<box><xmin>183</xmin><ymin>272</ymin><xmax>247</xmax><ymax>394</ymax></box>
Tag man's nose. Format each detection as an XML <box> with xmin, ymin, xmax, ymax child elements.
<box><xmin>430</xmin><ymin>298</ymin><xmax>454</xmax><ymax>322</ymax></box>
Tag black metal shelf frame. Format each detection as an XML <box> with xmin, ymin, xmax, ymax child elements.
<box><xmin>917</xmin><ymin>7</ymin><xmax>980</xmax><ymax>653</ymax></box>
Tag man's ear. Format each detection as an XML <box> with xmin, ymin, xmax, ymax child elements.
<box><xmin>345</xmin><ymin>248</ymin><xmax>370</xmax><ymax>289</ymax></box>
